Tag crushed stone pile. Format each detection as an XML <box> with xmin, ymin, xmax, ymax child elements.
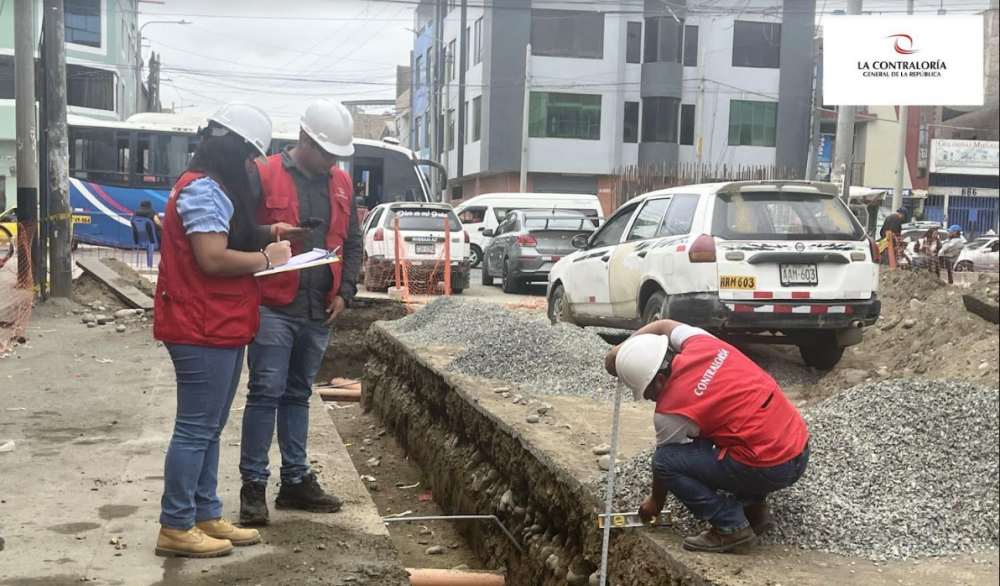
<box><xmin>594</xmin><ymin>379</ymin><xmax>999</xmax><ymax>560</ymax></box>
<box><xmin>385</xmin><ymin>297</ymin><xmax>627</xmax><ymax>401</ymax></box>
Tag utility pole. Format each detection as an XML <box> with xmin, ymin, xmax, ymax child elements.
<box><xmin>806</xmin><ymin>47</ymin><xmax>824</xmax><ymax>181</ymax></box>
<box><xmin>443</xmin><ymin>47</ymin><xmax>452</xmax><ymax>203</ymax></box>
<box><xmin>14</xmin><ymin>0</ymin><xmax>39</xmax><ymax>289</ymax></box>
<box><xmin>457</xmin><ymin>0</ymin><xmax>467</xmax><ymax>180</ymax></box>
<box><xmin>694</xmin><ymin>45</ymin><xmax>707</xmax><ymax>182</ymax></box>
<box><xmin>832</xmin><ymin>0</ymin><xmax>863</xmax><ymax>202</ymax></box>
<box><xmin>44</xmin><ymin>0</ymin><xmax>72</xmax><ymax>298</ymax></box>
<box><xmin>519</xmin><ymin>44</ymin><xmax>531</xmax><ymax>193</ymax></box>
<box><xmin>429</xmin><ymin>0</ymin><xmax>441</xmax><ymax>200</ymax></box>
<box><xmin>136</xmin><ymin>21</ymin><xmax>192</xmax><ymax>116</ymax></box>
<box><xmin>892</xmin><ymin>0</ymin><xmax>915</xmax><ymax>213</ymax></box>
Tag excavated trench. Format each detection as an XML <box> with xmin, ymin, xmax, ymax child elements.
<box><xmin>354</xmin><ymin>322</ymin><xmax>705</xmax><ymax>586</ymax></box>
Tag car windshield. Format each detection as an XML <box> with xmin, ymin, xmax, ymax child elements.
<box><xmin>386</xmin><ymin>208</ymin><xmax>461</xmax><ymax>231</ymax></box>
<box><xmin>523</xmin><ymin>214</ymin><xmax>594</xmax><ymax>231</ymax></box>
<box><xmin>712</xmin><ymin>191</ymin><xmax>864</xmax><ymax>241</ymax></box>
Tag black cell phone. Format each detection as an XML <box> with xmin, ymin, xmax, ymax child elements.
<box><xmin>299</xmin><ymin>217</ymin><xmax>324</xmax><ymax>229</ymax></box>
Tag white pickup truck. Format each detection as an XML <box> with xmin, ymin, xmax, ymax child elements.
<box><xmin>546</xmin><ymin>181</ymin><xmax>882</xmax><ymax>370</ymax></box>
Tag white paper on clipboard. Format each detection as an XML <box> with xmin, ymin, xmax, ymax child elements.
<box><xmin>255</xmin><ymin>248</ymin><xmax>340</xmax><ymax>277</ymax></box>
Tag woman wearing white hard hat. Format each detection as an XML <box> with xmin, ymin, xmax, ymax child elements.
<box><xmin>605</xmin><ymin>319</ymin><xmax>809</xmax><ymax>553</ymax></box>
<box><xmin>152</xmin><ymin>102</ymin><xmax>291</xmax><ymax>558</ymax></box>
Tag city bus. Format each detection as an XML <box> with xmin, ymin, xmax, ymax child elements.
<box><xmin>67</xmin><ymin>113</ymin><xmax>438</xmax><ymax>248</ymax></box>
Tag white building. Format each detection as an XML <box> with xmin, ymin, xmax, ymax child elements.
<box><xmin>411</xmin><ymin>0</ymin><xmax>816</xmax><ymax>212</ymax></box>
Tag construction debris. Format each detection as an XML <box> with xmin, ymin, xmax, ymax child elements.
<box><xmin>595</xmin><ymin>379</ymin><xmax>999</xmax><ymax>560</ymax></box>
<box><xmin>386</xmin><ymin>298</ymin><xmax>626</xmax><ymax>401</ymax></box>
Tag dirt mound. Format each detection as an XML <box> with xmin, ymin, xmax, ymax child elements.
<box><xmin>73</xmin><ymin>258</ymin><xmax>154</xmax><ymax>310</ymax></box>
<box><xmin>816</xmin><ymin>268</ymin><xmax>999</xmax><ymax>395</ymax></box>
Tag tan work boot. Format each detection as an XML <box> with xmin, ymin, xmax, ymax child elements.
<box><xmin>682</xmin><ymin>526</ymin><xmax>756</xmax><ymax>553</ymax></box>
<box><xmin>196</xmin><ymin>518</ymin><xmax>262</xmax><ymax>547</ymax></box>
<box><xmin>155</xmin><ymin>526</ymin><xmax>233</xmax><ymax>558</ymax></box>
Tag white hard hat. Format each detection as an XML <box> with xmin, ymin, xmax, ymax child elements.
<box><xmin>301</xmin><ymin>98</ymin><xmax>355</xmax><ymax>157</ymax></box>
<box><xmin>208</xmin><ymin>102</ymin><xmax>273</xmax><ymax>158</ymax></box>
<box><xmin>615</xmin><ymin>334</ymin><xmax>671</xmax><ymax>401</ymax></box>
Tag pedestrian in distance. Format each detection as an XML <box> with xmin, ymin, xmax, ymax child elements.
<box><xmin>937</xmin><ymin>224</ymin><xmax>967</xmax><ymax>284</ymax></box>
<box><xmin>239</xmin><ymin>98</ymin><xmax>364</xmax><ymax>526</ymax></box>
<box><xmin>880</xmin><ymin>207</ymin><xmax>907</xmax><ymax>240</ymax></box>
<box><xmin>131</xmin><ymin>199</ymin><xmax>163</xmax><ymax>247</ymax></box>
<box><xmin>152</xmin><ymin>103</ymin><xmax>291</xmax><ymax>559</ymax></box>
<box><xmin>605</xmin><ymin>319</ymin><xmax>810</xmax><ymax>553</ymax></box>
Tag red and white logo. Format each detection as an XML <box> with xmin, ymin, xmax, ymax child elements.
<box><xmin>888</xmin><ymin>34</ymin><xmax>918</xmax><ymax>55</ymax></box>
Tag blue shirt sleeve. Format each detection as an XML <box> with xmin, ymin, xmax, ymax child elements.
<box><xmin>176</xmin><ymin>177</ymin><xmax>235</xmax><ymax>235</ymax></box>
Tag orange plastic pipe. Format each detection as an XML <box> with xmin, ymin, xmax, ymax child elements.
<box><xmin>407</xmin><ymin>568</ymin><xmax>505</xmax><ymax>586</ymax></box>
<box><xmin>444</xmin><ymin>216</ymin><xmax>452</xmax><ymax>296</ymax></box>
<box><xmin>394</xmin><ymin>216</ymin><xmax>402</xmax><ymax>289</ymax></box>
<box><xmin>317</xmin><ymin>388</ymin><xmax>361</xmax><ymax>402</ymax></box>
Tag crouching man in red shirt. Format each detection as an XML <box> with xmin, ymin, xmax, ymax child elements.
<box><xmin>605</xmin><ymin>319</ymin><xmax>810</xmax><ymax>553</ymax></box>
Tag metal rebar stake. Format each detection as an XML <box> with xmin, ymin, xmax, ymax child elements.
<box><xmin>382</xmin><ymin>514</ymin><xmax>524</xmax><ymax>555</ymax></box>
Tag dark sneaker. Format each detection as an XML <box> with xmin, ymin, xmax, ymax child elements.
<box><xmin>239</xmin><ymin>481</ymin><xmax>270</xmax><ymax>526</ymax></box>
<box><xmin>744</xmin><ymin>504</ymin><xmax>776</xmax><ymax>537</ymax></box>
<box><xmin>275</xmin><ymin>472</ymin><xmax>343</xmax><ymax>513</ymax></box>
<box><xmin>682</xmin><ymin>526</ymin><xmax>756</xmax><ymax>553</ymax></box>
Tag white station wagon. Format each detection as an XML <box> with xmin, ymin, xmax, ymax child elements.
<box><xmin>546</xmin><ymin>181</ymin><xmax>882</xmax><ymax>370</ymax></box>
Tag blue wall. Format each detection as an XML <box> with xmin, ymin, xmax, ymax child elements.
<box><xmin>411</xmin><ymin>24</ymin><xmax>435</xmax><ymax>160</ymax></box>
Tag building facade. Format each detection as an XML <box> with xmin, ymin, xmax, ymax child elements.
<box><xmin>410</xmin><ymin>0</ymin><xmax>816</xmax><ymax>211</ymax></box>
<box><xmin>1</xmin><ymin>0</ymin><xmax>140</xmax><ymax>198</ymax></box>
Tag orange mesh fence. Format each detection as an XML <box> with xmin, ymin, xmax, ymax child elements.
<box><xmin>883</xmin><ymin>232</ymin><xmax>992</xmax><ymax>286</ymax></box>
<box><xmin>361</xmin><ymin>217</ymin><xmax>454</xmax><ymax>313</ymax></box>
<box><xmin>1</xmin><ymin>222</ymin><xmax>36</xmax><ymax>354</ymax></box>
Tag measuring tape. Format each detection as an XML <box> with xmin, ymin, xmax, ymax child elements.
<box><xmin>597</xmin><ymin>510</ymin><xmax>673</xmax><ymax>529</ymax></box>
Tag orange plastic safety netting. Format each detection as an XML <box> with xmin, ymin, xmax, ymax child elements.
<box><xmin>882</xmin><ymin>232</ymin><xmax>987</xmax><ymax>286</ymax></box>
<box><xmin>361</xmin><ymin>217</ymin><xmax>457</xmax><ymax>313</ymax></box>
<box><xmin>1</xmin><ymin>222</ymin><xmax>36</xmax><ymax>354</ymax></box>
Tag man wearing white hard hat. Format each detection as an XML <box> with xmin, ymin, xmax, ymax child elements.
<box><xmin>605</xmin><ymin>319</ymin><xmax>809</xmax><ymax>553</ymax></box>
<box><xmin>239</xmin><ymin>99</ymin><xmax>362</xmax><ymax>525</ymax></box>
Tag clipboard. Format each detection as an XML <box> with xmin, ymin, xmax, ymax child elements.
<box><xmin>255</xmin><ymin>248</ymin><xmax>340</xmax><ymax>277</ymax></box>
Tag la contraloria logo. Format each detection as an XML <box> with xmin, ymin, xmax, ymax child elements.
<box><xmin>888</xmin><ymin>34</ymin><xmax>919</xmax><ymax>55</ymax></box>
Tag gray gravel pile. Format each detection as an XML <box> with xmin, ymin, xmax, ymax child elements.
<box><xmin>593</xmin><ymin>379</ymin><xmax>999</xmax><ymax>560</ymax></box>
<box><xmin>386</xmin><ymin>297</ymin><xmax>627</xmax><ymax>401</ymax></box>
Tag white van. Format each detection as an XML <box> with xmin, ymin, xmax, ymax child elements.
<box><xmin>454</xmin><ymin>193</ymin><xmax>605</xmax><ymax>267</ymax></box>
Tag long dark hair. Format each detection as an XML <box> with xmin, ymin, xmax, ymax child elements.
<box><xmin>187</xmin><ymin>130</ymin><xmax>258</xmax><ymax>252</ymax></box>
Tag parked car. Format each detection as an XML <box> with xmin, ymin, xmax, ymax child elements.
<box><xmin>547</xmin><ymin>181</ymin><xmax>882</xmax><ymax>370</ymax></box>
<box><xmin>361</xmin><ymin>202</ymin><xmax>471</xmax><ymax>293</ymax></box>
<box><xmin>955</xmin><ymin>236</ymin><xmax>1000</xmax><ymax>273</ymax></box>
<box><xmin>481</xmin><ymin>210</ymin><xmax>596</xmax><ymax>293</ymax></box>
<box><xmin>454</xmin><ymin>192</ymin><xmax>604</xmax><ymax>268</ymax></box>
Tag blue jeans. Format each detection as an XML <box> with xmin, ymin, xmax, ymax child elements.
<box><xmin>653</xmin><ymin>439</ymin><xmax>810</xmax><ymax>534</ymax></box>
<box><xmin>160</xmin><ymin>344</ymin><xmax>244</xmax><ymax>530</ymax></box>
<box><xmin>240</xmin><ymin>307</ymin><xmax>332</xmax><ymax>485</ymax></box>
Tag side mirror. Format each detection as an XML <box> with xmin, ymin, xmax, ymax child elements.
<box><xmin>572</xmin><ymin>233</ymin><xmax>590</xmax><ymax>249</ymax></box>
<box><xmin>482</xmin><ymin>229</ymin><xmax>495</xmax><ymax>238</ymax></box>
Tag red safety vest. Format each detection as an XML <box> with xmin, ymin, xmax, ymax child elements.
<box><xmin>153</xmin><ymin>172</ymin><xmax>261</xmax><ymax>347</ymax></box>
<box><xmin>255</xmin><ymin>155</ymin><xmax>353</xmax><ymax>308</ymax></box>
<box><xmin>656</xmin><ymin>334</ymin><xmax>809</xmax><ymax>467</ymax></box>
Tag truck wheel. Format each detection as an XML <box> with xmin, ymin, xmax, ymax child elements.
<box><xmin>481</xmin><ymin>256</ymin><xmax>495</xmax><ymax>286</ymax></box>
<box><xmin>470</xmin><ymin>245</ymin><xmax>483</xmax><ymax>268</ymax></box>
<box><xmin>798</xmin><ymin>336</ymin><xmax>845</xmax><ymax>371</ymax></box>
<box><xmin>547</xmin><ymin>284</ymin><xmax>576</xmax><ymax>326</ymax></box>
<box><xmin>642</xmin><ymin>291</ymin><xmax>667</xmax><ymax>326</ymax></box>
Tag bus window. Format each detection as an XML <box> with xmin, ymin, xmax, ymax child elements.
<box><xmin>69</xmin><ymin>127</ymin><xmax>131</xmax><ymax>186</ymax></box>
<box><xmin>351</xmin><ymin>144</ymin><xmax>425</xmax><ymax>207</ymax></box>
<box><xmin>136</xmin><ymin>132</ymin><xmax>198</xmax><ymax>188</ymax></box>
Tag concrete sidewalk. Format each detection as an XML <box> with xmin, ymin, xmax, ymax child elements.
<box><xmin>0</xmin><ymin>303</ymin><xmax>407</xmax><ymax>586</ymax></box>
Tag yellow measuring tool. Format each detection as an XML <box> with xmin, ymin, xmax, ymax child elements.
<box><xmin>597</xmin><ymin>511</ymin><xmax>673</xmax><ymax>529</ymax></box>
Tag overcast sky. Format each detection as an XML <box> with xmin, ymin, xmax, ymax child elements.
<box><xmin>139</xmin><ymin>0</ymin><xmax>416</xmax><ymax>129</ymax></box>
<box><xmin>138</xmin><ymin>0</ymin><xmax>995</xmax><ymax>128</ymax></box>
